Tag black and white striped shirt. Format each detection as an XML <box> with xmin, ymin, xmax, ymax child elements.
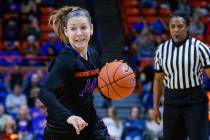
<box><xmin>154</xmin><ymin>37</ymin><xmax>210</xmax><ymax>89</ymax></box>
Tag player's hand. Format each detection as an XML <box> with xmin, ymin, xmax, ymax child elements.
<box><xmin>67</xmin><ymin>116</ymin><xmax>88</xmax><ymax>135</ymax></box>
<box><xmin>153</xmin><ymin>108</ymin><xmax>161</xmax><ymax>124</ymax></box>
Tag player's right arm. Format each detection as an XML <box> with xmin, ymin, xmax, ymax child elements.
<box><xmin>153</xmin><ymin>72</ymin><xmax>164</xmax><ymax>124</ymax></box>
<box><xmin>39</xmin><ymin>54</ymin><xmax>87</xmax><ymax>134</ymax></box>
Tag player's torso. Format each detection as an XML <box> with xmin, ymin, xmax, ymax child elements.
<box><xmin>59</xmin><ymin>47</ymin><xmax>101</xmax><ymax>117</ymax></box>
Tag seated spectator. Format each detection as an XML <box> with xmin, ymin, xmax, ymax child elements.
<box><xmin>0</xmin><ymin>74</ymin><xmax>7</xmax><ymax>103</ymax></box>
<box><xmin>0</xmin><ymin>41</ymin><xmax>21</xmax><ymax>66</ymax></box>
<box><xmin>6</xmin><ymin>0</ymin><xmax>21</xmax><ymax>13</ymax></box>
<box><xmin>177</xmin><ymin>0</ymin><xmax>193</xmax><ymax>15</ymax></box>
<box><xmin>189</xmin><ymin>16</ymin><xmax>205</xmax><ymax>35</ymax></box>
<box><xmin>149</xmin><ymin>14</ymin><xmax>167</xmax><ymax>35</ymax></box>
<box><xmin>16</xmin><ymin>105</ymin><xmax>33</xmax><ymax>140</ymax></box>
<box><xmin>141</xmin><ymin>0</ymin><xmax>157</xmax><ymax>9</ymax></box>
<box><xmin>203</xmin><ymin>74</ymin><xmax>210</xmax><ymax>91</ymax></box>
<box><xmin>5</xmin><ymin>84</ymin><xmax>27</xmax><ymax>116</ymax></box>
<box><xmin>132</xmin><ymin>16</ymin><xmax>147</xmax><ymax>35</ymax></box>
<box><xmin>145</xmin><ymin>109</ymin><xmax>163</xmax><ymax>140</ymax></box>
<box><xmin>0</xmin><ymin>1</ymin><xmax>7</xmax><ymax>17</ymax></box>
<box><xmin>3</xmin><ymin>17</ymin><xmax>20</xmax><ymax>40</ymax></box>
<box><xmin>35</xmin><ymin>69</ymin><xmax>47</xmax><ymax>86</ymax></box>
<box><xmin>2</xmin><ymin>116</ymin><xmax>17</xmax><ymax>140</ymax></box>
<box><xmin>206</xmin><ymin>20</ymin><xmax>210</xmax><ymax>35</ymax></box>
<box><xmin>5</xmin><ymin>65</ymin><xmax>24</xmax><ymax>93</ymax></box>
<box><xmin>30</xmin><ymin>98</ymin><xmax>47</xmax><ymax>140</ymax></box>
<box><xmin>41</xmin><ymin>32</ymin><xmax>63</xmax><ymax>58</ymax></box>
<box><xmin>23</xmin><ymin>15</ymin><xmax>41</xmax><ymax>39</ymax></box>
<box><xmin>132</xmin><ymin>31</ymin><xmax>156</xmax><ymax>58</ymax></box>
<box><xmin>103</xmin><ymin>107</ymin><xmax>123</xmax><ymax>140</ymax></box>
<box><xmin>0</xmin><ymin>104</ymin><xmax>11</xmax><ymax>137</ymax></box>
<box><xmin>123</xmin><ymin>106</ymin><xmax>146</xmax><ymax>140</ymax></box>
<box><xmin>21</xmin><ymin>0</ymin><xmax>38</xmax><ymax>16</ymax></box>
<box><xmin>23</xmin><ymin>73</ymin><xmax>41</xmax><ymax>107</ymax></box>
<box><xmin>22</xmin><ymin>35</ymin><xmax>40</xmax><ymax>66</ymax></box>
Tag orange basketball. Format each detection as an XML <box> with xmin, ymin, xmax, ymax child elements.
<box><xmin>98</xmin><ymin>60</ymin><xmax>136</xmax><ymax>100</ymax></box>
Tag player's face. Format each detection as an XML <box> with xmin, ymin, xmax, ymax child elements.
<box><xmin>169</xmin><ymin>17</ymin><xmax>188</xmax><ymax>43</ymax></box>
<box><xmin>64</xmin><ymin>16</ymin><xmax>93</xmax><ymax>52</ymax></box>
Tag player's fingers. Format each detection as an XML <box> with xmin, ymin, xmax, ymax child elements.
<box><xmin>77</xmin><ymin>119</ymin><xmax>85</xmax><ymax>131</ymax></box>
<box><xmin>71</xmin><ymin>122</ymin><xmax>80</xmax><ymax>135</ymax></box>
<box><xmin>77</xmin><ymin>119</ymin><xmax>88</xmax><ymax>130</ymax></box>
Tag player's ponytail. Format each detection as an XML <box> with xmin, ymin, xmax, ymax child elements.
<box><xmin>48</xmin><ymin>6</ymin><xmax>74</xmax><ymax>44</ymax></box>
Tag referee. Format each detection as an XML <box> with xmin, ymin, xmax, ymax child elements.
<box><xmin>153</xmin><ymin>10</ymin><xmax>210</xmax><ymax>140</ymax></box>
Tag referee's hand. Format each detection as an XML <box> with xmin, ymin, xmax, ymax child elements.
<box><xmin>67</xmin><ymin>116</ymin><xmax>88</xmax><ymax>135</ymax></box>
<box><xmin>153</xmin><ymin>108</ymin><xmax>161</xmax><ymax>124</ymax></box>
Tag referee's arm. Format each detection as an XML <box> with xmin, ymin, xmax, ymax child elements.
<box><xmin>153</xmin><ymin>72</ymin><xmax>164</xmax><ymax>124</ymax></box>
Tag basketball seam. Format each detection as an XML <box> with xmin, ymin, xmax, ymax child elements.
<box><xmin>106</xmin><ymin>63</ymin><xmax>123</xmax><ymax>98</ymax></box>
<box><xmin>98</xmin><ymin>61</ymin><xmax>123</xmax><ymax>85</ymax></box>
<box><xmin>98</xmin><ymin>76</ymin><xmax>109</xmax><ymax>89</ymax></box>
<box><xmin>98</xmin><ymin>76</ymin><xmax>135</xmax><ymax>89</ymax></box>
<box><xmin>114</xmin><ymin>72</ymin><xmax>136</xmax><ymax>88</ymax></box>
<box><xmin>113</xmin><ymin>61</ymin><xmax>124</xmax><ymax>81</ymax></box>
<box><xmin>105</xmin><ymin>64</ymin><xmax>110</xmax><ymax>97</ymax></box>
<box><xmin>98</xmin><ymin>67</ymin><xmax>135</xmax><ymax>89</ymax></box>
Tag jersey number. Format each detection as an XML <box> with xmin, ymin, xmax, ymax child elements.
<box><xmin>79</xmin><ymin>78</ymin><xmax>97</xmax><ymax>96</ymax></box>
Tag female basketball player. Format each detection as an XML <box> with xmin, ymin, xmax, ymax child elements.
<box><xmin>153</xmin><ymin>10</ymin><xmax>210</xmax><ymax>140</ymax></box>
<box><xmin>38</xmin><ymin>6</ymin><xmax>111</xmax><ymax>140</ymax></box>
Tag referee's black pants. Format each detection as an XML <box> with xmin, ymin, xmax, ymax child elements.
<box><xmin>163</xmin><ymin>102</ymin><xmax>208</xmax><ymax>140</ymax></box>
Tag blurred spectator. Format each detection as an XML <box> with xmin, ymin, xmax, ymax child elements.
<box><xmin>206</xmin><ymin>20</ymin><xmax>210</xmax><ymax>35</ymax></box>
<box><xmin>41</xmin><ymin>0</ymin><xmax>58</xmax><ymax>7</ymax></box>
<box><xmin>20</xmin><ymin>0</ymin><xmax>38</xmax><ymax>16</ymax></box>
<box><xmin>24</xmin><ymin>15</ymin><xmax>41</xmax><ymax>39</ymax></box>
<box><xmin>5</xmin><ymin>84</ymin><xmax>27</xmax><ymax>116</ymax></box>
<box><xmin>141</xmin><ymin>0</ymin><xmax>157</xmax><ymax>9</ymax></box>
<box><xmin>203</xmin><ymin>74</ymin><xmax>210</xmax><ymax>91</ymax></box>
<box><xmin>3</xmin><ymin>17</ymin><xmax>20</xmax><ymax>40</ymax></box>
<box><xmin>0</xmin><ymin>41</ymin><xmax>21</xmax><ymax>66</ymax></box>
<box><xmin>103</xmin><ymin>107</ymin><xmax>123</xmax><ymax>140</ymax></box>
<box><xmin>36</xmin><ymin>69</ymin><xmax>47</xmax><ymax>86</ymax></box>
<box><xmin>0</xmin><ymin>74</ymin><xmax>7</xmax><ymax>103</ymax></box>
<box><xmin>5</xmin><ymin>65</ymin><xmax>24</xmax><ymax>93</ymax></box>
<box><xmin>0</xmin><ymin>1</ymin><xmax>7</xmax><ymax>18</ymax></box>
<box><xmin>2</xmin><ymin>116</ymin><xmax>18</xmax><ymax>140</ymax></box>
<box><xmin>0</xmin><ymin>104</ymin><xmax>11</xmax><ymax>137</ymax></box>
<box><xmin>145</xmin><ymin>109</ymin><xmax>163</xmax><ymax>140</ymax></box>
<box><xmin>132</xmin><ymin>16</ymin><xmax>147</xmax><ymax>35</ymax></box>
<box><xmin>22</xmin><ymin>35</ymin><xmax>41</xmax><ymax>66</ymax></box>
<box><xmin>7</xmin><ymin>0</ymin><xmax>21</xmax><ymax>13</ymax></box>
<box><xmin>149</xmin><ymin>14</ymin><xmax>167</xmax><ymax>35</ymax></box>
<box><xmin>194</xmin><ymin>7</ymin><xmax>208</xmax><ymax>17</ymax></box>
<box><xmin>41</xmin><ymin>32</ymin><xmax>63</xmax><ymax>58</ymax></box>
<box><xmin>177</xmin><ymin>0</ymin><xmax>193</xmax><ymax>15</ymax></box>
<box><xmin>132</xmin><ymin>32</ymin><xmax>156</xmax><ymax>58</ymax></box>
<box><xmin>16</xmin><ymin>105</ymin><xmax>33</xmax><ymax>140</ymax></box>
<box><xmin>123</xmin><ymin>106</ymin><xmax>146</xmax><ymax>140</ymax></box>
<box><xmin>189</xmin><ymin>16</ymin><xmax>205</xmax><ymax>35</ymax></box>
<box><xmin>30</xmin><ymin>98</ymin><xmax>47</xmax><ymax>140</ymax></box>
<box><xmin>23</xmin><ymin>73</ymin><xmax>41</xmax><ymax>107</ymax></box>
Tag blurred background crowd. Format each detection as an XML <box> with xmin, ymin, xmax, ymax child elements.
<box><xmin>0</xmin><ymin>0</ymin><xmax>210</xmax><ymax>140</ymax></box>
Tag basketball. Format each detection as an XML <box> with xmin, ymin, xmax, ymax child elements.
<box><xmin>98</xmin><ymin>60</ymin><xmax>136</xmax><ymax>100</ymax></box>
